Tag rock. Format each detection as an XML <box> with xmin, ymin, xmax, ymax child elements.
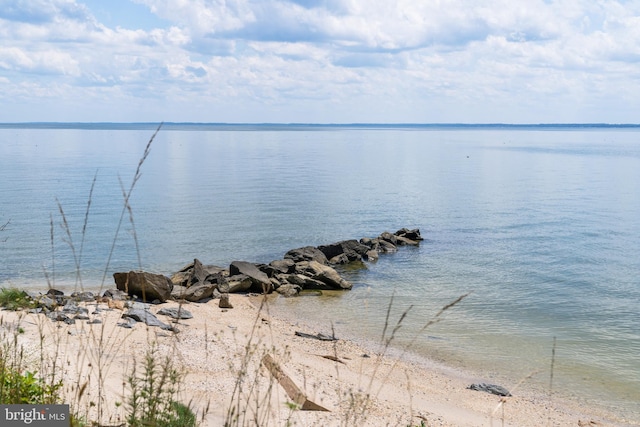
<box><xmin>188</xmin><ymin>258</ymin><xmax>212</xmax><ymax>286</ymax></box>
<box><xmin>365</xmin><ymin>250</ymin><xmax>379</xmax><ymax>262</ymax></box>
<box><xmin>467</xmin><ymin>383</ymin><xmax>512</xmax><ymax>397</ymax></box>
<box><xmin>269</xmin><ymin>259</ymin><xmax>296</xmax><ymax>274</ymax></box>
<box><xmin>275</xmin><ymin>284</ymin><xmax>301</xmax><ymax>297</ymax></box>
<box><xmin>62</xmin><ymin>300</ymin><xmax>88</xmax><ymax>315</ymax></box>
<box><xmin>375</xmin><ymin>238</ymin><xmax>398</xmax><ymax>253</ymax></box>
<box><xmin>379</xmin><ymin>231</ymin><xmax>398</xmax><ymax>245</ymax></box>
<box><xmin>171</xmin><ymin>260</ymin><xmax>227</xmax><ymax>287</ymax></box>
<box><xmin>229</xmin><ymin>261</ymin><xmax>273</xmax><ymax>293</ymax></box>
<box><xmin>395</xmin><ymin>228</ymin><xmax>423</xmax><ymax>241</ymax></box>
<box><xmin>395</xmin><ymin>235</ymin><xmax>420</xmax><ymax>246</ymax></box>
<box><xmin>294</xmin><ymin>261</ymin><xmax>353</xmax><ymax>290</ymax></box>
<box><xmin>170</xmin><ymin>271</ymin><xmax>190</xmax><ymax>287</ymax></box>
<box><xmin>179</xmin><ymin>283</ymin><xmax>217</xmax><ymax>302</ymax></box>
<box><xmin>318</xmin><ymin>239</ymin><xmax>371</xmax><ymax>264</ymax></box>
<box><xmin>34</xmin><ymin>295</ymin><xmax>57</xmax><ymax>311</ymax></box>
<box><xmin>118</xmin><ymin>318</ymin><xmax>136</xmax><ymax>329</ymax></box>
<box><xmin>220</xmin><ymin>275</ymin><xmax>253</xmax><ymax>293</ymax></box>
<box><xmin>170</xmin><ymin>285</ymin><xmax>188</xmax><ymax>300</ymax></box>
<box><xmin>113</xmin><ymin>271</ymin><xmax>173</xmax><ymax>302</ymax></box>
<box><xmin>157</xmin><ymin>307</ymin><xmax>193</xmax><ymax>320</ymax></box>
<box><xmin>122</xmin><ymin>307</ymin><xmax>172</xmax><ymax>330</ymax></box>
<box><xmin>284</xmin><ymin>273</ymin><xmax>329</xmax><ymax>289</ymax></box>
<box><xmin>103</xmin><ymin>289</ymin><xmax>128</xmax><ymax>300</ymax></box>
<box><xmin>219</xmin><ymin>293</ymin><xmax>233</xmax><ymax>309</ymax></box>
<box><xmin>71</xmin><ymin>291</ymin><xmax>95</xmax><ymax>302</ymax></box>
<box><xmin>46</xmin><ymin>311</ymin><xmax>74</xmax><ymax>324</ymax></box>
<box><xmin>284</xmin><ymin>246</ymin><xmax>329</xmax><ymax>265</ymax></box>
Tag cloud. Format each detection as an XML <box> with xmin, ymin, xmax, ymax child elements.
<box><xmin>2</xmin><ymin>0</ymin><xmax>640</xmax><ymax>122</ymax></box>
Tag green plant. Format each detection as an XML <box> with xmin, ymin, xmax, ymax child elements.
<box><xmin>0</xmin><ymin>318</ymin><xmax>62</xmax><ymax>405</ymax></box>
<box><xmin>0</xmin><ymin>367</ymin><xmax>62</xmax><ymax>404</ymax></box>
<box><xmin>0</xmin><ymin>287</ymin><xmax>34</xmax><ymax>311</ymax></box>
<box><xmin>126</xmin><ymin>344</ymin><xmax>195</xmax><ymax>427</ymax></box>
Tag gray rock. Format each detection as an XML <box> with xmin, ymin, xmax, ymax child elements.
<box><xmin>379</xmin><ymin>232</ymin><xmax>398</xmax><ymax>245</ymax></box>
<box><xmin>179</xmin><ymin>283</ymin><xmax>217</xmax><ymax>302</ymax></box>
<box><xmin>34</xmin><ymin>295</ymin><xmax>57</xmax><ymax>311</ymax></box>
<box><xmin>62</xmin><ymin>300</ymin><xmax>88</xmax><ymax>315</ymax></box>
<box><xmin>122</xmin><ymin>307</ymin><xmax>172</xmax><ymax>330</ymax></box>
<box><xmin>71</xmin><ymin>291</ymin><xmax>95</xmax><ymax>302</ymax></box>
<box><xmin>157</xmin><ymin>307</ymin><xmax>193</xmax><ymax>320</ymax></box>
<box><xmin>275</xmin><ymin>284</ymin><xmax>301</xmax><ymax>297</ymax></box>
<box><xmin>229</xmin><ymin>261</ymin><xmax>273</xmax><ymax>293</ymax></box>
<box><xmin>395</xmin><ymin>235</ymin><xmax>420</xmax><ymax>246</ymax></box>
<box><xmin>365</xmin><ymin>250</ymin><xmax>379</xmax><ymax>262</ymax></box>
<box><xmin>284</xmin><ymin>246</ymin><xmax>329</xmax><ymax>265</ymax></box>
<box><xmin>169</xmin><ymin>271</ymin><xmax>190</xmax><ymax>287</ymax></box>
<box><xmin>223</xmin><ymin>275</ymin><xmax>253</xmax><ymax>293</ymax></box>
<box><xmin>219</xmin><ymin>293</ymin><xmax>233</xmax><ymax>309</ymax></box>
<box><xmin>113</xmin><ymin>271</ymin><xmax>173</xmax><ymax>302</ymax></box>
<box><xmin>285</xmin><ymin>273</ymin><xmax>329</xmax><ymax>290</ymax></box>
<box><xmin>268</xmin><ymin>259</ymin><xmax>296</xmax><ymax>274</ymax></box>
<box><xmin>467</xmin><ymin>383</ymin><xmax>512</xmax><ymax>397</ymax></box>
<box><xmin>318</xmin><ymin>239</ymin><xmax>371</xmax><ymax>264</ymax></box>
<box><xmin>46</xmin><ymin>311</ymin><xmax>70</xmax><ymax>322</ymax></box>
<box><xmin>294</xmin><ymin>260</ymin><xmax>353</xmax><ymax>290</ymax></box>
<box><xmin>395</xmin><ymin>228</ymin><xmax>423</xmax><ymax>241</ymax></box>
<box><xmin>170</xmin><ymin>285</ymin><xmax>188</xmax><ymax>300</ymax></box>
<box><xmin>103</xmin><ymin>289</ymin><xmax>128</xmax><ymax>300</ymax></box>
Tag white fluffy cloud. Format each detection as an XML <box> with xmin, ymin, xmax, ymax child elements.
<box><xmin>2</xmin><ymin>0</ymin><xmax>640</xmax><ymax>122</ymax></box>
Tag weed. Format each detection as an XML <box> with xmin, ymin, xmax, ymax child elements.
<box><xmin>0</xmin><ymin>316</ymin><xmax>63</xmax><ymax>405</ymax></box>
<box><xmin>0</xmin><ymin>288</ymin><xmax>34</xmax><ymax>311</ymax></box>
<box><xmin>126</xmin><ymin>344</ymin><xmax>195</xmax><ymax>427</ymax></box>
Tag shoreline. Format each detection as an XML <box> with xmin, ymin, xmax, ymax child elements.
<box><xmin>0</xmin><ymin>292</ymin><xmax>632</xmax><ymax>426</ymax></box>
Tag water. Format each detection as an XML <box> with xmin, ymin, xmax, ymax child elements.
<box><xmin>1</xmin><ymin>124</ymin><xmax>639</xmax><ymax>423</ymax></box>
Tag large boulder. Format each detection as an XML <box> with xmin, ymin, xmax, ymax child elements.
<box><xmin>173</xmin><ymin>283</ymin><xmax>217</xmax><ymax>302</ymax></box>
<box><xmin>229</xmin><ymin>261</ymin><xmax>273</xmax><ymax>293</ymax></box>
<box><xmin>318</xmin><ymin>239</ymin><xmax>371</xmax><ymax>264</ymax></box>
<box><xmin>113</xmin><ymin>271</ymin><xmax>173</xmax><ymax>303</ymax></box>
<box><xmin>220</xmin><ymin>274</ymin><xmax>253</xmax><ymax>293</ymax></box>
<box><xmin>395</xmin><ymin>228</ymin><xmax>423</xmax><ymax>241</ymax></box>
<box><xmin>284</xmin><ymin>246</ymin><xmax>329</xmax><ymax>265</ymax></box>
<box><xmin>268</xmin><ymin>259</ymin><xmax>296</xmax><ymax>274</ymax></box>
<box><xmin>294</xmin><ymin>261</ymin><xmax>353</xmax><ymax>290</ymax></box>
<box><xmin>170</xmin><ymin>259</ymin><xmax>226</xmax><ymax>287</ymax></box>
<box><xmin>283</xmin><ymin>273</ymin><xmax>328</xmax><ymax>289</ymax></box>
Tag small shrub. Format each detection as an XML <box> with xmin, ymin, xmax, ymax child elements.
<box><xmin>0</xmin><ymin>367</ymin><xmax>62</xmax><ymax>404</ymax></box>
<box><xmin>0</xmin><ymin>288</ymin><xmax>34</xmax><ymax>311</ymax></box>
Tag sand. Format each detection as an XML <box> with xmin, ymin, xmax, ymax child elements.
<box><xmin>0</xmin><ymin>294</ymin><xmax>631</xmax><ymax>427</ymax></box>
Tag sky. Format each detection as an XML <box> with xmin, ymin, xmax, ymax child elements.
<box><xmin>2</xmin><ymin>0</ymin><xmax>640</xmax><ymax>123</ymax></box>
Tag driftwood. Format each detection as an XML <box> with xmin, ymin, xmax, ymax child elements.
<box><xmin>319</xmin><ymin>354</ymin><xmax>345</xmax><ymax>364</ymax></box>
<box><xmin>294</xmin><ymin>331</ymin><xmax>337</xmax><ymax>341</ymax></box>
<box><xmin>261</xmin><ymin>354</ymin><xmax>329</xmax><ymax>411</ymax></box>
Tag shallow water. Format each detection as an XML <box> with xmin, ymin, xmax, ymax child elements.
<box><xmin>1</xmin><ymin>124</ymin><xmax>639</xmax><ymax>422</ymax></box>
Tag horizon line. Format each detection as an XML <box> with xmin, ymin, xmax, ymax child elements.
<box><xmin>2</xmin><ymin>122</ymin><xmax>640</xmax><ymax>130</ymax></box>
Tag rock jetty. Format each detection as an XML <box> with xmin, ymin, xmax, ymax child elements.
<box><xmin>15</xmin><ymin>228</ymin><xmax>422</xmax><ymax>330</ymax></box>
<box><xmin>116</xmin><ymin>227</ymin><xmax>423</xmax><ymax>302</ymax></box>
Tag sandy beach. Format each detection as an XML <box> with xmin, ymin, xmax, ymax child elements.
<box><xmin>1</xmin><ymin>294</ymin><xmax>630</xmax><ymax>427</ymax></box>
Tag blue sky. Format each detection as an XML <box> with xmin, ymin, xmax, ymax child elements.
<box><xmin>2</xmin><ymin>0</ymin><xmax>640</xmax><ymax>123</ymax></box>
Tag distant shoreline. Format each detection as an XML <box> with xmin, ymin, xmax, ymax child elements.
<box><xmin>2</xmin><ymin>122</ymin><xmax>640</xmax><ymax>131</ymax></box>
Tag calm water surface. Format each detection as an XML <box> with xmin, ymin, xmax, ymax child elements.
<box><xmin>1</xmin><ymin>125</ymin><xmax>639</xmax><ymax>423</ymax></box>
